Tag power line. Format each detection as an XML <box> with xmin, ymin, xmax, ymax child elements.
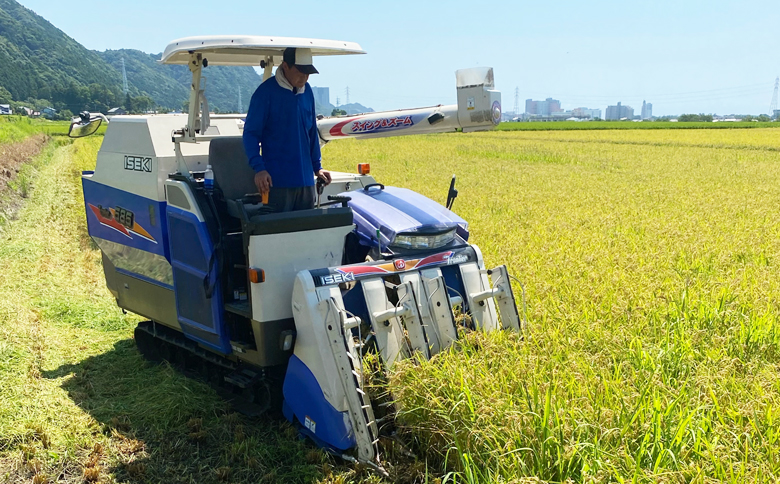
<box><xmin>121</xmin><ymin>57</ymin><xmax>128</xmax><ymax>94</ymax></box>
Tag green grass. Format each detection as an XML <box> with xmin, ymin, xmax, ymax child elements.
<box><xmin>0</xmin><ymin>137</ymin><xmax>359</xmax><ymax>484</ymax></box>
<box><xmin>496</xmin><ymin>120</ymin><xmax>780</xmax><ymax>131</ymax></box>
<box><xmin>0</xmin><ymin>116</ymin><xmax>69</xmax><ymax>144</ymax></box>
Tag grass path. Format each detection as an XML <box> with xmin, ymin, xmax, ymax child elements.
<box><xmin>0</xmin><ymin>138</ymin><xmax>363</xmax><ymax>484</ymax></box>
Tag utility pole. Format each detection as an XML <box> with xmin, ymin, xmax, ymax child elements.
<box><xmin>121</xmin><ymin>57</ymin><xmax>129</xmax><ymax>94</ymax></box>
<box><xmin>513</xmin><ymin>87</ymin><xmax>520</xmax><ymax>116</ymax></box>
<box><xmin>336</xmin><ymin>96</ymin><xmax>340</xmax><ymax>106</ymax></box>
<box><xmin>770</xmin><ymin>77</ymin><xmax>779</xmax><ymax>116</ymax></box>
<box><xmin>345</xmin><ymin>87</ymin><xmax>350</xmax><ymax>105</ymax></box>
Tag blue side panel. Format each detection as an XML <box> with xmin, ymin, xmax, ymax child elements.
<box><xmin>82</xmin><ymin>177</ymin><xmax>169</xmax><ymax>261</ymax></box>
<box><xmin>283</xmin><ymin>355</ymin><xmax>356</xmax><ymax>451</ymax></box>
<box><xmin>166</xmin><ymin>205</ymin><xmax>232</xmax><ymax>354</ymax></box>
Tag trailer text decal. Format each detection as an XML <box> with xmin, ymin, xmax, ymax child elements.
<box><xmin>351</xmin><ymin>116</ymin><xmax>413</xmax><ymax>133</ymax></box>
<box><xmin>88</xmin><ymin>203</ymin><xmax>157</xmax><ymax>243</ymax></box>
<box><xmin>328</xmin><ymin>115</ymin><xmax>414</xmax><ymax>137</ymax></box>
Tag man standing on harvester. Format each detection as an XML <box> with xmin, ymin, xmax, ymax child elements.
<box><xmin>243</xmin><ymin>47</ymin><xmax>331</xmax><ymax>212</ymax></box>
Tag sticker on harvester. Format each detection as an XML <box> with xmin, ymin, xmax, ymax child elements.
<box><xmin>467</xmin><ymin>97</ymin><xmax>475</xmax><ymax>110</ymax></box>
<box><xmin>87</xmin><ymin>203</ymin><xmax>157</xmax><ymax>243</ymax></box>
<box><xmin>304</xmin><ymin>416</ymin><xmax>316</xmax><ymax>434</ymax></box>
<box><xmin>449</xmin><ymin>254</ymin><xmax>468</xmax><ymax>265</ymax></box>
<box><xmin>320</xmin><ymin>272</ymin><xmax>355</xmax><ymax>286</ymax></box>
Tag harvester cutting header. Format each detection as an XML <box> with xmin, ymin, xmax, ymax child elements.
<box><xmin>73</xmin><ymin>35</ymin><xmax>519</xmax><ymax>472</ymax></box>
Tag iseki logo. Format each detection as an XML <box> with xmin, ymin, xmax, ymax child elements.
<box><xmin>394</xmin><ymin>259</ymin><xmax>406</xmax><ymax>270</ymax></box>
<box><xmin>124</xmin><ymin>155</ymin><xmax>152</xmax><ymax>173</ymax></box>
<box><xmin>320</xmin><ymin>272</ymin><xmax>356</xmax><ymax>285</ymax></box>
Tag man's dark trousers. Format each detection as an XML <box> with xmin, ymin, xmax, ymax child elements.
<box><xmin>267</xmin><ymin>186</ymin><xmax>316</xmax><ymax>212</ymax></box>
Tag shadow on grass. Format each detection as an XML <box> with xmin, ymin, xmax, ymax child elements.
<box><xmin>43</xmin><ymin>339</ymin><xmax>330</xmax><ymax>484</ymax></box>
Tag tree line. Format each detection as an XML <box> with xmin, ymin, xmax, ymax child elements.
<box><xmin>0</xmin><ymin>82</ymin><xmax>161</xmax><ymax>120</ymax></box>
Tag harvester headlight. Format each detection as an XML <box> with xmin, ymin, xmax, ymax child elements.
<box><xmin>390</xmin><ymin>228</ymin><xmax>456</xmax><ymax>250</ymax></box>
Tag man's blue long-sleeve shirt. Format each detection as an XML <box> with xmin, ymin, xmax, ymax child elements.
<box><xmin>242</xmin><ymin>76</ymin><xmax>322</xmax><ymax>188</ymax></box>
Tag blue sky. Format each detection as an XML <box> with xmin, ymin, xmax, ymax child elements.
<box><xmin>17</xmin><ymin>0</ymin><xmax>780</xmax><ymax>115</ymax></box>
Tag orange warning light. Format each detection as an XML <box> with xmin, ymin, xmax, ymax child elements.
<box><xmin>249</xmin><ymin>268</ymin><xmax>265</xmax><ymax>284</ymax></box>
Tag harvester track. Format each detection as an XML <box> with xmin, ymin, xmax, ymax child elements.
<box><xmin>134</xmin><ymin>321</ymin><xmax>281</xmax><ymax>416</ymax></box>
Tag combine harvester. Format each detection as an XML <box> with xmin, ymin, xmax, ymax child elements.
<box><xmin>72</xmin><ymin>35</ymin><xmax>520</xmax><ymax>472</ymax></box>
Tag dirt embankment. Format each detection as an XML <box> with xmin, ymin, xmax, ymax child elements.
<box><xmin>0</xmin><ymin>134</ymin><xmax>48</xmax><ymax>191</ymax></box>
<box><xmin>0</xmin><ymin>134</ymin><xmax>49</xmax><ymax>221</ymax></box>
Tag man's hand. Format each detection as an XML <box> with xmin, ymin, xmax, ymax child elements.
<box><xmin>316</xmin><ymin>169</ymin><xmax>332</xmax><ymax>186</ymax></box>
<box><xmin>254</xmin><ymin>170</ymin><xmax>272</xmax><ymax>194</ymax></box>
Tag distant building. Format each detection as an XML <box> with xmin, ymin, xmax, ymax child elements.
<box><xmin>606</xmin><ymin>102</ymin><xmax>634</xmax><ymax>120</ymax></box>
<box><xmin>572</xmin><ymin>107</ymin><xmax>602</xmax><ymax>119</ymax></box>
<box><xmin>773</xmin><ymin>109</ymin><xmax>780</xmax><ymax>120</ymax></box>
<box><xmin>641</xmin><ymin>100</ymin><xmax>653</xmax><ymax>120</ymax></box>
<box><xmin>42</xmin><ymin>107</ymin><xmax>57</xmax><ymax>119</ymax></box>
<box><xmin>0</xmin><ymin>104</ymin><xmax>11</xmax><ymax>115</ymax></box>
<box><xmin>525</xmin><ymin>97</ymin><xmax>562</xmax><ymax>116</ymax></box>
<box><xmin>311</xmin><ymin>86</ymin><xmax>330</xmax><ymax>107</ymax></box>
<box><xmin>107</xmin><ymin>107</ymin><xmax>127</xmax><ymax>116</ymax></box>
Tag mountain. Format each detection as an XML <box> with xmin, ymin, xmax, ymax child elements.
<box><xmin>97</xmin><ymin>49</ymin><xmax>263</xmax><ymax>112</ymax></box>
<box><xmin>0</xmin><ymin>0</ymin><xmax>368</xmax><ymax>115</ymax></box>
<box><xmin>0</xmin><ymin>0</ymin><xmax>120</xmax><ymax>102</ymax></box>
<box><xmin>314</xmin><ymin>100</ymin><xmax>375</xmax><ymax>117</ymax></box>
<box><xmin>0</xmin><ymin>0</ymin><xmax>261</xmax><ymax>112</ymax></box>
<box><xmin>338</xmin><ymin>103</ymin><xmax>375</xmax><ymax>115</ymax></box>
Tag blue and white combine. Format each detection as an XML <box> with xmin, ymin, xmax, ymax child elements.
<box><xmin>74</xmin><ymin>35</ymin><xmax>519</xmax><ymax>472</ymax></box>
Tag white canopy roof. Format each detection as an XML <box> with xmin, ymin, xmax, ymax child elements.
<box><xmin>160</xmin><ymin>35</ymin><xmax>365</xmax><ymax>66</ymax></box>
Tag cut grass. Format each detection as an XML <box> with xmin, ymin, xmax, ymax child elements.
<box><xmin>0</xmin><ymin>137</ymin><xmax>355</xmax><ymax>484</ymax></box>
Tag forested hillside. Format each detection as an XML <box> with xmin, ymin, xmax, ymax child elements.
<box><xmin>98</xmin><ymin>49</ymin><xmax>263</xmax><ymax>113</ymax></box>
<box><xmin>0</xmin><ymin>0</ymin><xmax>120</xmax><ymax>105</ymax></box>
<box><xmin>0</xmin><ymin>0</ymin><xmax>263</xmax><ymax>114</ymax></box>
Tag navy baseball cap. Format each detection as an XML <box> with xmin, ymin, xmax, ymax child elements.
<box><xmin>283</xmin><ymin>47</ymin><xmax>319</xmax><ymax>74</ymax></box>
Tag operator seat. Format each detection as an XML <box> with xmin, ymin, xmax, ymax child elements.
<box><xmin>208</xmin><ymin>137</ymin><xmax>354</xmax><ymax>232</ymax></box>
<box><xmin>208</xmin><ymin>137</ymin><xmax>258</xmax><ymax>219</ymax></box>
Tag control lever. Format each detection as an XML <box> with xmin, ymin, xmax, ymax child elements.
<box><xmin>445</xmin><ymin>175</ymin><xmax>458</xmax><ymax>210</ymax></box>
<box><xmin>327</xmin><ymin>195</ymin><xmax>351</xmax><ymax>208</ymax></box>
<box><xmin>241</xmin><ymin>192</ymin><xmax>269</xmax><ymax>205</ymax></box>
<box><xmin>316</xmin><ymin>177</ymin><xmax>326</xmax><ymax>208</ymax></box>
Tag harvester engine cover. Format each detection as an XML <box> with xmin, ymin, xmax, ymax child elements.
<box><xmin>343</xmin><ymin>185</ymin><xmax>469</xmax><ymax>254</ymax></box>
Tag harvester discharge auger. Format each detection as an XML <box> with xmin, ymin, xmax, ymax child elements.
<box><xmin>73</xmin><ymin>35</ymin><xmax>521</xmax><ymax>471</ymax></box>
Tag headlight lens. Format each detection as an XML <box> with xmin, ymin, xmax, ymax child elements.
<box><xmin>390</xmin><ymin>228</ymin><xmax>456</xmax><ymax>250</ymax></box>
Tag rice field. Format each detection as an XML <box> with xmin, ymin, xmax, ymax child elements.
<box><xmin>324</xmin><ymin>127</ymin><xmax>780</xmax><ymax>482</ymax></box>
<box><xmin>1</xmin><ymin>123</ymin><xmax>780</xmax><ymax>483</ymax></box>
<box><xmin>496</xmin><ymin>120</ymin><xmax>780</xmax><ymax>131</ymax></box>
<box><xmin>0</xmin><ymin>117</ymin><xmax>65</xmax><ymax>144</ymax></box>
